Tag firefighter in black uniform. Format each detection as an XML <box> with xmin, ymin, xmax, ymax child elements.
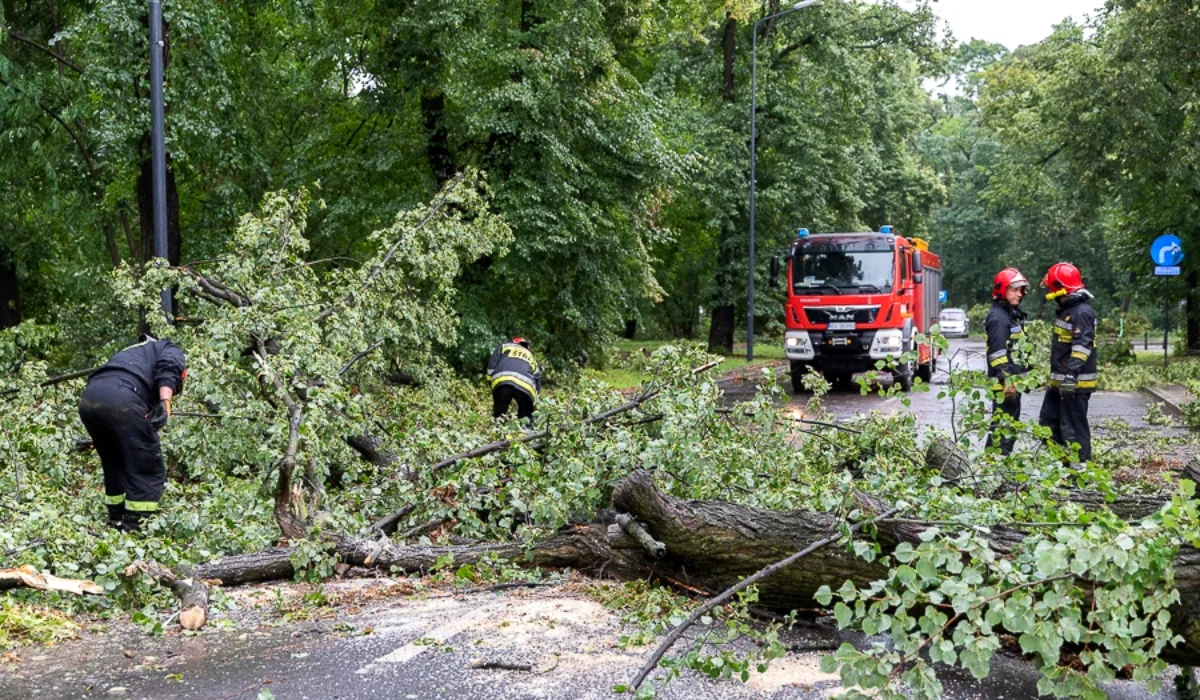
<box><xmin>1038</xmin><ymin>262</ymin><xmax>1098</xmax><ymax>464</ymax></box>
<box><xmin>487</xmin><ymin>337</ymin><xmax>542</xmax><ymax>422</ymax></box>
<box><xmin>985</xmin><ymin>267</ymin><xmax>1030</xmax><ymax>455</ymax></box>
<box><xmin>78</xmin><ymin>336</ymin><xmax>187</xmax><ymax>531</ymax></box>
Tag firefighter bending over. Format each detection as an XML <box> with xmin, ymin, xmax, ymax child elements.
<box><xmin>1038</xmin><ymin>263</ymin><xmax>1098</xmax><ymax>464</ymax></box>
<box><xmin>78</xmin><ymin>335</ymin><xmax>187</xmax><ymax>532</ymax></box>
<box><xmin>487</xmin><ymin>337</ymin><xmax>542</xmax><ymax>422</ymax></box>
<box><xmin>985</xmin><ymin>267</ymin><xmax>1030</xmax><ymax>455</ymax></box>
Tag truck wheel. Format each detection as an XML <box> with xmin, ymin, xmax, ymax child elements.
<box><xmin>896</xmin><ymin>342</ymin><xmax>915</xmax><ymax>392</ymax></box>
<box><xmin>790</xmin><ymin>362</ymin><xmax>807</xmax><ymax>394</ymax></box>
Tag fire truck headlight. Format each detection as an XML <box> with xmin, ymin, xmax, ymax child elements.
<box><xmin>784</xmin><ymin>331</ymin><xmax>814</xmax><ymax>360</ymax></box>
<box><xmin>870</xmin><ymin>329</ymin><xmax>904</xmax><ymax>359</ymax></box>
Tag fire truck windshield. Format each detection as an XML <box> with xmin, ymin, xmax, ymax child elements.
<box><xmin>791</xmin><ymin>248</ymin><xmax>895</xmax><ymax>295</ymax></box>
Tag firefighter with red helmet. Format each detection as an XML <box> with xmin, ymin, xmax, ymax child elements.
<box><xmin>487</xmin><ymin>337</ymin><xmax>542</xmax><ymax>422</ymax></box>
<box><xmin>985</xmin><ymin>268</ymin><xmax>1030</xmax><ymax>455</ymax></box>
<box><xmin>1038</xmin><ymin>262</ymin><xmax>1098</xmax><ymax>463</ymax></box>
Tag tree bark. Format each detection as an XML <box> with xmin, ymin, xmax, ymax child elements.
<box><xmin>140</xmin><ymin>468</ymin><xmax>1200</xmax><ymax>665</ymax></box>
<box><xmin>0</xmin><ymin>251</ymin><xmax>20</xmax><ymax>329</ymax></box>
<box><xmin>721</xmin><ymin>14</ymin><xmax>737</xmax><ymax>101</ymax></box>
<box><xmin>706</xmin><ymin>13</ymin><xmax>740</xmax><ymax>357</ymax></box>
<box><xmin>421</xmin><ymin>91</ymin><xmax>455</xmax><ymax>185</ymax></box>
<box><xmin>1188</xmin><ymin>266</ymin><xmax>1200</xmax><ymax>353</ymax></box>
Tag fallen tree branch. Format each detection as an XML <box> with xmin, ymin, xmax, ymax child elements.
<box><xmin>615</xmin><ymin>513</ymin><xmax>665</xmax><ymax>558</ymax></box>
<box><xmin>627</xmin><ymin>504</ymin><xmax>902</xmax><ymax>693</ymax></box>
<box><xmin>123</xmin><ymin>562</ymin><xmax>209</xmax><ymax>630</ymax></box>
<box><xmin>315</xmin><ymin>172</ymin><xmax>469</xmax><ymax>324</ymax></box>
<box><xmin>0</xmin><ymin>367</ymin><xmax>95</xmax><ymax>398</ymax></box>
<box><xmin>339</xmin><ymin>340</ymin><xmax>385</xmax><ymax>376</ymax></box>
<box><xmin>368</xmin><ymin>359</ymin><xmax>724</xmax><ymax>530</ymax></box>
<box><xmin>0</xmin><ymin>565</ymin><xmax>102</xmax><ymax>595</ymax></box>
<box><xmin>424</xmin><ymin>359</ymin><xmax>722</xmax><ymax>480</ymax></box>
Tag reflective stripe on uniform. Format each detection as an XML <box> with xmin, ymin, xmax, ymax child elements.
<box><xmin>125</xmin><ymin>500</ymin><xmax>158</xmax><ymax>512</ymax></box>
<box><xmin>491</xmin><ymin>373</ymin><xmax>538</xmax><ymax>399</ymax></box>
<box><xmin>104</xmin><ymin>494</ymin><xmax>125</xmax><ymax>505</ymax></box>
<box><xmin>990</xmin><ymin>356</ymin><xmax>1009</xmax><ymax>367</ymax></box>
<box><xmin>988</xmin><ymin>349</ymin><xmax>1008</xmax><ymax>360</ymax></box>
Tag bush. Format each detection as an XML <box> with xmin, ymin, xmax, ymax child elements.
<box><xmin>966</xmin><ymin>303</ymin><xmax>990</xmax><ymax>336</ymax></box>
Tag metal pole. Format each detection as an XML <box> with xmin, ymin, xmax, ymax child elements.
<box><xmin>1164</xmin><ymin>294</ymin><xmax>1169</xmax><ymax>368</ymax></box>
<box><xmin>150</xmin><ymin>0</ymin><xmax>172</xmax><ymax>322</ymax></box>
<box><xmin>747</xmin><ymin>23</ymin><xmax>758</xmax><ymax>363</ymax></box>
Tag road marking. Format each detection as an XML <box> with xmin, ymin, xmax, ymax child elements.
<box><xmin>357</xmin><ymin>603</ymin><xmax>495</xmax><ymax>674</ymax></box>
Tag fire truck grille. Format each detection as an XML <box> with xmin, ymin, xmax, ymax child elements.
<box><xmin>804</xmin><ymin>306</ymin><xmax>880</xmax><ymax>325</ymax></box>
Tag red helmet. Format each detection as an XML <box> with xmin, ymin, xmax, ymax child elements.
<box><xmin>511</xmin><ymin>337</ymin><xmax>530</xmax><ymax>349</ymax></box>
<box><xmin>992</xmin><ymin>268</ymin><xmax>1030</xmax><ymax>299</ymax></box>
<box><xmin>1041</xmin><ymin>262</ymin><xmax>1084</xmax><ymax>296</ymax></box>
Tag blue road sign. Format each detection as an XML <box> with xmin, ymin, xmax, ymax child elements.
<box><xmin>1156</xmin><ymin>266</ymin><xmax>1181</xmax><ymax>276</ymax></box>
<box><xmin>938</xmin><ymin>290</ymin><xmax>947</xmax><ymax>303</ymax></box>
<box><xmin>1151</xmin><ymin>234</ymin><xmax>1184</xmax><ymax>266</ymax></box>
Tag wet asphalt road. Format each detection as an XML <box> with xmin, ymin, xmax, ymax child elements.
<box><xmin>0</xmin><ymin>585</ymin><xmax>1180</xmax><ymax>700</ymax></box>
<box><xmin>725</xmin><ymin>338</ymin><xmax>1182</xmax><ymax>440</ymax></box>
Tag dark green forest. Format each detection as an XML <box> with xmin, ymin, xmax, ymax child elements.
<box><xmin>2</xmin><ymin>0</ymin><xmax>1198</xmax><ymax>367</ymax></box>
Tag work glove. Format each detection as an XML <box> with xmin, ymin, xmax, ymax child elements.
<box><xmin>1003</xmin><ymin>383</ymin><xmax>1018</xmax><ymax>400</ymax></box>
<box><xmin>146</xmin><ymin>399</ymin><xmax>171</xmax><ymax>432</ymax></box>
<box><xmin>1059</xmin><ymin>376</ymin><xmax>1078</xmax><ymax>394</ymax></box>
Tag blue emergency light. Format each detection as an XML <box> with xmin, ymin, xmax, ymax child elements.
<box><xmin>880</xmin><ymin>225</ymin><xmax>893</xmax><ymax>234</ymax></box>
<box><xmin>796</xmin><ymin>227</ymin><xmax>809</xmax><ymax>238</ymax></box>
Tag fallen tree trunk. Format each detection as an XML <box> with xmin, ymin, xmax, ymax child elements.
<box><xmin>138</xmin><ymin>468</ymin><xmax>1200</xmax><ymax>665</ymax></box>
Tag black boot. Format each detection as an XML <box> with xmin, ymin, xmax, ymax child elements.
<box><xmin>106</xmin><ymin>504</ymin><xmax>127</xmax><ymax>530</ymax></box>
<box><xmin>121</xmin><ymin>511</ymin><xmax>151</xmax><ymax>533</ymax></box>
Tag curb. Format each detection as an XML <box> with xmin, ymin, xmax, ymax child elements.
<box><xmin>1139</xmin><ymin>385</ymin><xmax>1196</xmax><ymax>418</ymax></box>
<box><xmin>714</xmin><ymin>361</ymin><xmax>790</xmax><ymax>388</ymax></box>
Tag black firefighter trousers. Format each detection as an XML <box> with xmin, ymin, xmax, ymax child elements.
<box><xmin>492</xmin><ymin>383</ymin><xmax>534</xmax><ymax>422</ymax></box>
<box><xmin>78</xmin><ymin>374</ymin><xmax>165</xmax><ymax>519</ymax></box>
<box><xmin>986</xmin><ymin>393</ymin><xmax>1022</xmax><ymax>456</ymax></box>
<box><xmin>1038</xmin><ymin>388</ymin><xmax>1092</xmax><ymax>463</ymax></box>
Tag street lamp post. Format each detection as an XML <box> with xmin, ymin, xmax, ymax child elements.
<box><xmin>748</xmin><ymin>0</ymin><xmax>819</xmax><ymax>362</ymax></box>
<box><xmin>149</xmin><ymin>0</ymin><xmax>172</xmax><ymax>322</ymax></box>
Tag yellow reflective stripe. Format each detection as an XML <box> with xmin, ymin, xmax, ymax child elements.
<box><xmin>1071</xmin><ymin>352</ymin><xmax>1088</xmax><ymax>361</ymax></box>
<box><xmin>125</xmin><ymin>500</ymin><xmax>159</xmax><ymax>512</ymax></box>
<box><xmin>491</xmin><ymin>376</ymin><xmax>538</xmax><ymax>399</ymax></box>
<box><xmin>104</xmin><ymin>494</ymin><xmax>125</xmax><ymax>505</ymax></box>
<box><xmin>1078</xmin><ymin>380</ymin><xmax>1097</xmax><ymax>388</ymax></box>
<box><xmin>990</xmin><ymin>356</ymin><xmax>1009</xmax><ymax>367</ymax></box>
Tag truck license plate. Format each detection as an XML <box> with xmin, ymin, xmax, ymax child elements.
<box><xmin>827</xmin><ymin>322</ymin><xmax>856</xmax><ymax>331</ymax></box>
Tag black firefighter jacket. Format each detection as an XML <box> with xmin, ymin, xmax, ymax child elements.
<box><xmin>1048</xmin><ymin>291</ymin><xmax>1098</xmax><ymax>391</ymax></box>
<box><xmin>985</xmin><ymin>301</ymin><xmax>1027</xmax><ymax>390</ymax></box>
<box><xmin>90</xmin><ymin>338</ymin><xmax>187</xmax><ymax>397</ymax></box>
<box><xmin>487</xmin><ymin>343</ymin><xmax>543</xmax><ymax>399</ymax></box>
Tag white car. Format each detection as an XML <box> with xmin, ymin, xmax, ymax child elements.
<box><xmin>939</xmin><ymin>308</ymin><xmax>968</xmax><ymax>338</ymax></box>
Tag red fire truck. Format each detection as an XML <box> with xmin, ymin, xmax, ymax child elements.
<box><xmin>771</xmin><ymin>226</ymin><xmax>943</xmax><ymax>392</ymax></box>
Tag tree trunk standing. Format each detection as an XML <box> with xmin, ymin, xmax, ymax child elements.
<box><xmin>1187</xmin><ymin>265</ymin><xmax>1200</xmax><ymax>353</ymax></box>
<box><xmin>420</xmin><ymin>91</ymin><xmax>455</xmax><ymax>185</ymax></box>
<box><xmin>0</xmin><ymin>252</ymin><xmax>20</xmax><ymax>329</ymax></box>
<box><xmin>706</xmin><ymin>14</ymin><xmax>739</xmax><ymax>356</ymax></box>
